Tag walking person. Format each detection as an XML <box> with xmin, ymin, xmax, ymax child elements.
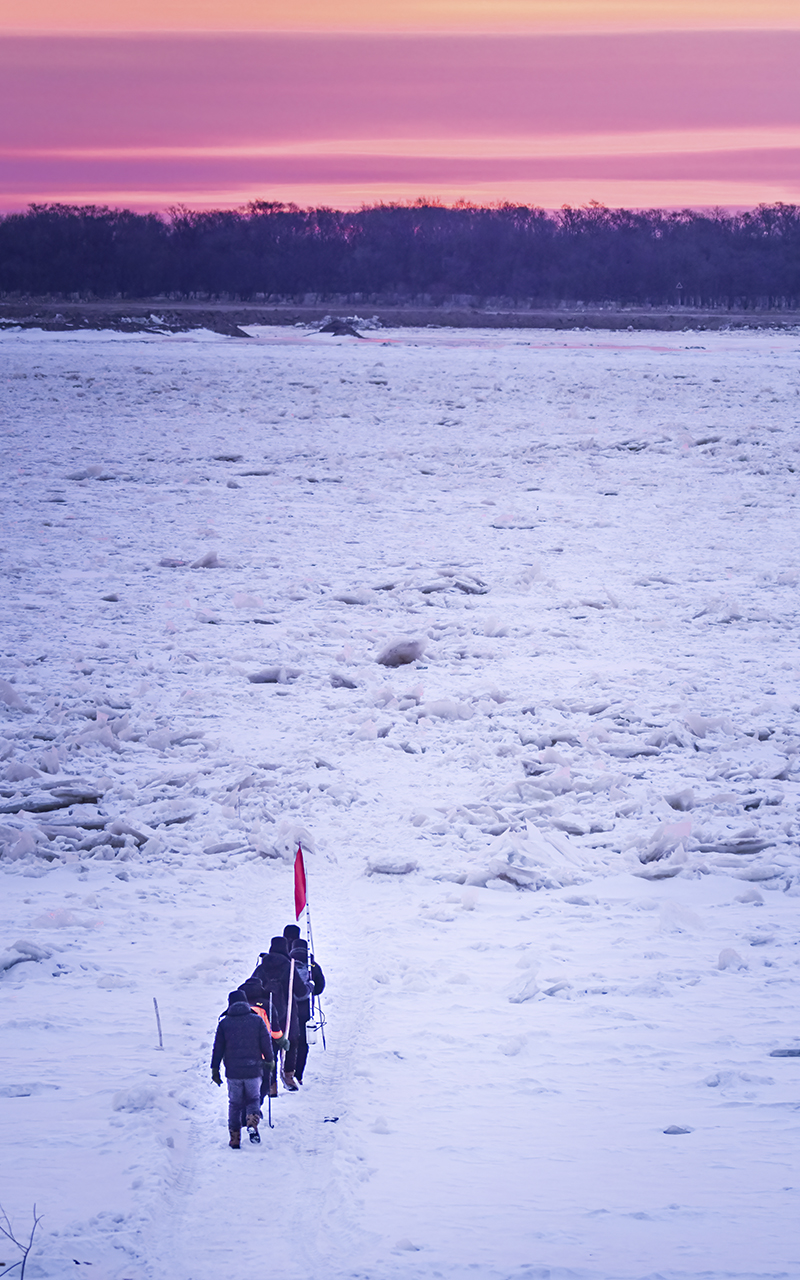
<box><xmin>288</xmin><ymin>938</ymin><xmax>325</xmax><ymax>1085</ymax></box>
<box><xmin>211</xmin><ymin>989</ymin><xmax>273</xmax><ymax>1148</ymax></box>
<box><xmin>250</xmin><ymin>937</ymin><xmax>310</xmax><ymax>1091</ymax></box>
<box><xmin>239</xmin><ymin>977</ymin><xmax>288</xmax><ymax>1108</ymax></box>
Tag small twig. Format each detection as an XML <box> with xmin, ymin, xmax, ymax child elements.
<box><xmin>0</xmin><ymin>1202</ymin><xmax>44</xmax><ymax>1279</ymax></box>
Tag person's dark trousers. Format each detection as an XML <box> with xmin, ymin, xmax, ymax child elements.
<box><xmin>295</xmin><ymin>1020</ymin><xmax>309</xmax><ymax>1083</ymax></box>
<box><xmin>260</xmin><ymin>1061</ymin><xmax>276</xmax><ymax>1104</ymax></box>
<box><xmin>284</xmin><ymin>1037</ymin><xmax>299</xmax><ymax>1073</ymax></box>
<box><xmin>227</xmin><ymin>1076</ymin><xmax>261</xmax><ymax>1129</ymax></box>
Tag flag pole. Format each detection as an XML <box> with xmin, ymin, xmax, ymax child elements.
<box><xmin>305</xmin><ymin>859</ymin><xmax>327</xmax><ymax>1052</ymax></box>
<box><xmin>295</xmin><ymin>842</ymin><xmax>326</xmax><ymax>1050</ymax></box>
<box><xmin>306</xmin><ymin>900</ymin><xmax>315</xmax><ymax>1017</ymax></box>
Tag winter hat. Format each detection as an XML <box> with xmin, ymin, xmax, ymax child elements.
<box><xmin>283</xmin><ymin>924</ymin><xmax>301</xmax><ymax>943</ymax></box>
<box><xmin>227</xmin><ymin>989</ymin><xmax>248</xmax><ymax>1005</ymax></box>
<box><xmin>269</xmin><ymin>936</ymin><xmax>289</xmax><ymax>956</ymax></box>
<box><xmin>240</xmin><ymin>978</ymin><xmax>265</xmax><ymax>1001</ymax></box>
<box><xmin>290</xmin><ymin>940</ymin><xmax>308</xmax><ymax>961</ymax></box>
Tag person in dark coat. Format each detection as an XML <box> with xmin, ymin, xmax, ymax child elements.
<box><xmin>283</xmin><ymin>925</ymin><xmax>325</xmax><ymax>999</ymax></box>
<box><xmin>211</xmin><ymin>989</ymin><xmax>273</xmax><ymax>1147</ymax></box>
<box><xmin>249</xmin><ymin>937</ymin><xmax>310</xmax><ymax>1091</ymax></box>
<box><xmin>288</xmin><ymin>938</ymin><xmax>326</xmax><ymax>1084</ymax></box>
<box><xmin>239</xmin><ymin>977</ymin><xmax>288</xmax><ymax>1106</ymax></box>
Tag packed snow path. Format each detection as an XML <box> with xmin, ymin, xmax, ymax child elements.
<box><xmin>1</xmin><ymin>325</ymin><xmax>800</xmax><ymax>1279</ymax></box>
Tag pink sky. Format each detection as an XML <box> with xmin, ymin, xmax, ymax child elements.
<box><xmin>1</xmin><ymin>25</ymin><xmax>798</xmax><ymax>211</ymax></box>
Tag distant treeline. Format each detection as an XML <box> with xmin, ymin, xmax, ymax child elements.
<box><xmin>1</xmin><ymin>199</ymin><xmax>800</xmax><ymax>308</ymax></box>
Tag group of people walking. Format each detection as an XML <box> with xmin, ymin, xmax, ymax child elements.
<box><xmin>210</xmin><ymin>924</ymin><xmax>325</xmax><ymax>1148</ymax></box>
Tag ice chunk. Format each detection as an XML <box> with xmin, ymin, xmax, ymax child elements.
<box><xmin>66</xmin><ymin>463</ymin><xmax>105</xmax><ymax>481</ymax></box>
<box><xmin>113</xmin><ymin>1084</ymin><xmax>162</xmax><ymax>1112</ymax></box>
<box><xmin>334</xmin><ymin>588</ymin><xmax>372</xmax><ymax>605</ymax></box>
<box><xmin>5</xmin><ymin>761</ymin><xmax>41</xmax><ymax>782</ymax></box>
<box><xmin>38</xmin><ymin>746</ymin><xmax>63</xmax><ymax>775</ymax></box>
<box><xmin>0</xmin><ymin>1083</ymin><xmax>59</xmax><ymax>1097</ymax></box>
<box><xmin>0</xmin><ymin>679</ymin><xmax>32</xmax><ymax>713</ymax></box>
<box><xmin>273</xmin><ymin>820</ymin><xmax>315</xmax><ymax>861</ymax></box>
<box><xmin>420</xmin><ymin>699</ymin><xmax>473</xmax><ymax>721</ymax></box>
<box><xmin>330</xmin><ymin>672</ymin><xmax>358</xmax><ymax>689</ymax></box>
<box><xmin>248</xmin><ymin>666</ymin><xmax>301</xmax><ymax>684</ymax></box>
<box><xmin>639</xmin><ymin>817</ymin><xmax>692</xmax><ymax>863</ymax></box>
<box><xmin>376</xmin><ymin>639</ymin><xmax>425</xmax><ymax>668</ymax></box>
<box><xmin>659</xmin><ymin>901</ymin><xmax>705</xmax><ymax>933</ymax></box>
<box><xmin>508</xmin><ymin>974</ymin><xmax>540</xmax><ymax>1004</ymax></box>
<box><xmin>191</xmin><ymin>550</ymin><xmax>221</xmax><ymax>569</ymax></box>
<box><xmin>685</xmin><ymin>712</ymin><xmax>733</xmax><ymax>737</ymax></box>
<box><xmin>0</xmin><ymin>950</ymin><xmax>36</xmax><ymax>973</ymax></box>
<box><xmin>12</xmin><ymin>939</ymin><xmax>51</xmax><ymax>959</ymax></box>
<box><xmin>367</xmin><ymin>857</ymin><xmax>417</xmax><ymax>875</ymax></box>
<box><xmin>7</xmin><ymin>830</ymin><xmax>39</xmax><ymax>860</ymax></box>
<box><xmin>486</xmin><ymin>828</ymin><xmax>589</xmax><ymax>891</ymax></box>
<box><xmin>665</xmin><ymin>787</ymin><xmax>695</xmax><ymax>811</ymax></box>
<box><xmin>735</xmin><ymin>887</ymin><xmax>764</xmax><ymax>904</ymax></box>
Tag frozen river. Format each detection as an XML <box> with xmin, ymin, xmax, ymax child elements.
<box><xmin>1</xmin><ymin>323</ymin><xmax>799</xmax><ymax>1279</ymax></box>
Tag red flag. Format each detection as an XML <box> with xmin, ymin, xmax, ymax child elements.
<box><xmin>294</xmin><ymin>845</ymin><xmax>307</xmax><ymax>920</ymax></box>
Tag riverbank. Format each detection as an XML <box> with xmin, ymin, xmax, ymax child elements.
<box><xmin>1</xmin><ymin>299</ymin><xmax>799</xmax><ymax>334</ymax></box>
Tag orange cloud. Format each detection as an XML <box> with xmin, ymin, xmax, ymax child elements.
<box><xmin>1</xmin><ymin>32</ymin><xmax>798</xmax><ymax>212</ymax></box>
<box><xmin>3</xmin><ymin>0</ymin><xmax>799</xmax><ymax>32</ymax></box>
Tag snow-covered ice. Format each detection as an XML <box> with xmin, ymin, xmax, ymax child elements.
<box><xmin>1</xmin><ymin>323</ymin><xmax>800</xmax><ymax>1279</ymax></box>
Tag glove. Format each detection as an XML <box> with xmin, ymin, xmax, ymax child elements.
<box><xmin>211</xmin><ymin>1068</ymin><xmax>222</xmax><ymax>1086</ymax></box>
<box><xmin>274</xmin><ymin>1035</ymin><xmax>290</xmax><ymax>1053</ymax></box>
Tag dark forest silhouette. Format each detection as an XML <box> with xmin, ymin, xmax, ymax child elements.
<box><xmin>1</xmin><ymin>199</ymin><xmax>799</xmax><ymax>307</ymax></box>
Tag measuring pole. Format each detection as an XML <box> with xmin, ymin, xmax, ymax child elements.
<box><xmin>284</xmin><ymin>958</ymin><xmax>296</xmax><ymax>1083</ymax></box>
<box><xmin>267</xmin><ymin>993</ymin><xmax>275</xmax><ymax>1127</ymax></box>
<box><xmin>306</xmin><ymin>902</ymin><xmax>326</xmax><ymax>1050</ymax></box>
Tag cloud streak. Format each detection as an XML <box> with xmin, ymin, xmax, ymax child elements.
<box><xmin>4</xmin><ymin>0</ymin><xmax>800</xmax><ymax>33</ymax></box>
<box><xmin>1</xmin><ymin>33</ymin><xmax>798</xmax><ymax>211</ymax></box>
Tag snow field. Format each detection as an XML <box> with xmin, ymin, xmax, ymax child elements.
<box><xmin>1</xmin><ymin>324</ymin><xmax>800</xmax><ymax>1278</ymax></box>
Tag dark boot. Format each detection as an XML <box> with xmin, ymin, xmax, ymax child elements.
<box><xmin>229</xmin><ymin>1128</ymin><xmax>241</xmax><ymax>1149</ymax></box>
<box><xmin>246</xmin><ymin>1113</ymin><xmax>261</xmax><ymax>1144</ymax></box>
<box><xmin>281</xmin><ymin>1068</ymin><xmax>299</xmax><ymax>1091</ymax></box>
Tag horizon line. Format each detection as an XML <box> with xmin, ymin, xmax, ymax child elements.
<box><xmin>4</xmin><ymin>197</ymin><xmax>795</xmax><ymax>212</ymax></box>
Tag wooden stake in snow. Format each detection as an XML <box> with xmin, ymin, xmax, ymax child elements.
<box><xmin>153</xmin><ymin>996</ymin><xmax>164</xmax><ymax>1050</ymax></box>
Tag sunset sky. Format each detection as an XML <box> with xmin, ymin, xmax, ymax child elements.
<box><xmin>1</xmin><ymin>0</ymin><xmax>798</xmax><ymax>212</ymax></box>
